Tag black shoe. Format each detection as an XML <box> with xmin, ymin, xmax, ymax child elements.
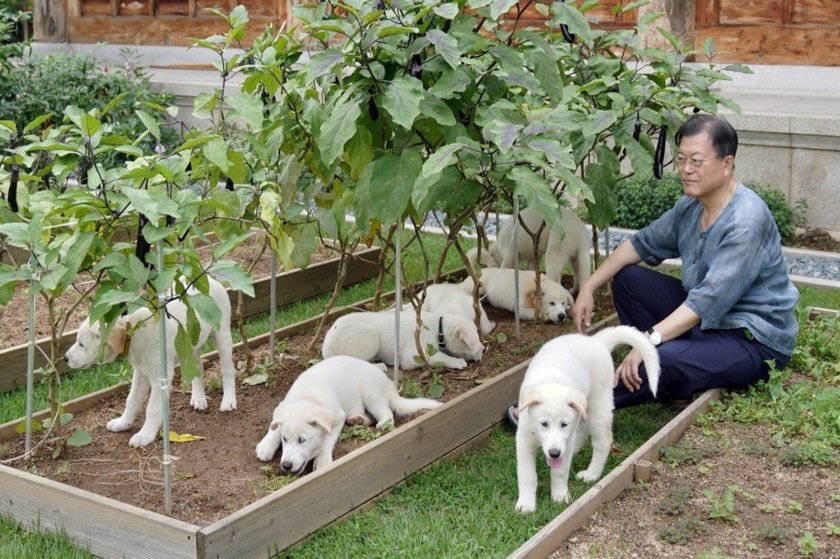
<box><xmin>506</xmin><ymin>405</ymin><xmax>519</xmax><ymax>428</ymax></box>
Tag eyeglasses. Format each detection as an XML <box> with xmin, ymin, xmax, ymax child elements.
<box><xmin>675</xmin><ymin>155</ymin><xmax>715</xmax><ymax>170</ymax></box>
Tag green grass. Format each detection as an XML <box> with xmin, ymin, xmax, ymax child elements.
<box><xmin>1</xmin><ymin>271</ymin><xmax>838</xmax><ymax>557</ymax></box>
<box><xmin>277</xmin><ymin>404</ymin><xmax>677</xmax><ymax>559</ymax></box>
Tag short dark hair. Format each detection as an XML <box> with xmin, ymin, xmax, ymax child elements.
<box><xmin>675</xmin><ymin>114</ymin><xmax>738</xmax><ymax>159</ymax></box>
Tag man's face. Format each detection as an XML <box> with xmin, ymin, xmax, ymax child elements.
<box><xmin>676</xmin><ymin>130</ymin><xmax>734</xmax><ymax>200</ymax></box>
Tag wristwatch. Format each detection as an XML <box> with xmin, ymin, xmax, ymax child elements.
<box><xmin>647</xmin><ymin>328</ymin><xmax>662</xmax><ymax>346</ymax></box>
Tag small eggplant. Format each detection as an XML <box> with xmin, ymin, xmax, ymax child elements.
<box><xmin>135</xmin><ymin>214</ymin><xmax>151</xmax><ymax>267</ymax></box>
<box><xmin>632</xmin><ymin>113</ymin><xmax>641</xmax><ymax>141</ymax></box>
<box><xmin>368</xmin><ymin>97</ymin><xmax>379</xmax><ymax>121</ymax></box>
<box><xmin>410</xmin><ymin>54</ymin><xmax>423</xmax><ymax>78</ymax></box>
<box><xmin>8</xmin><ymin>164</ymin><xmax>18</xmax><ymax>213</ymax></box>
<box><xmin>226</xmin><ymin>177</ymin><xmax>235</xmax><ymax>191</ymax></box>
<box><xmin>559</xmin><ymin>0</ymin><xmax>576</xmax><ymax>43</ymax></box>
<box><xmin>653</xmin><ymin>126</ymin><xmax>667</xmax><ymax>180</ymax></box>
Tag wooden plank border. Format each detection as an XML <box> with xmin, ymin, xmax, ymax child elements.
<box><xmin>508</xmin><ymin>388</ymin><xmax>722</xmax><ymax>558</ymax></box>
<box><xmin>0</xmin><ymin>464</ymin><xmax>201</xmax><ymax>559</ymax></box>
<box><xmin>0</xmin><ymin>246</ymin><xmax>379</xmax><ymax>393</ymax></box>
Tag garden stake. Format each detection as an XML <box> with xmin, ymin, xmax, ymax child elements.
<box><xmin>393</xmin><ymin>224</ymin><xmax>402</xmax><ymax>386</ymax></box>
<box><xmin>24</xmin><ymin>256</ymin><xmax>36</xmax><ymax>458</ymax></box>
<box><xmin>513</xmin><ymin>197</ymin><xmax>521</xmax><ymax>339</ymax></box>
<box><xmin>156</xmin><ymin>240</ymin><xmax>173</xmax><ymax>515</ymax></box>
<box><xmin>269</xmin><ymin>250</ymin><xmax>277</xmax><ymax>365</ymax></box>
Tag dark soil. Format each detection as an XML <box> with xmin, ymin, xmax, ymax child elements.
<box><xmin>791</xmin><ymin>228</ymin><xmax>840</xmax><ymax>252</ymax></box>
<box><xmin>1</xmin><ymin>288</ymin><xmax>612</xmax><ymax>526</ymax></box>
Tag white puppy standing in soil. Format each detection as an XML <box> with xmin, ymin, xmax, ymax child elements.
<box><xmin>321</xmin><ymin>309</ymin><xmax>484</xmax><ymax>370</ymax></box>
<box><xmin>515</xmin><ymin>326</ymin><xmax>660</xmax><ymax>512</ymax></box>
<box><xmin>64</xmin><ymin>276</ymin><xmax>237</xmax><ymax>448</ymax></box>
<box><xmin>467</xmin><ymin>206</ymin><xmax>591</xmax><ymax>295</ymax></box>
<box><xmin>459</xmin><ymin>267</ymin><xmax>575</xmax><ymax>322</ymax></box>
<box><xmin>255</xmin><ymin>355</ymin><xmax>442</xmax><ymax>473</ymax></box>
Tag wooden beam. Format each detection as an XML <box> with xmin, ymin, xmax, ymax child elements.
<box><xmin>33</xmin><ymin>0</ymin><xmax>68</xmax><ymax>42</ymax></box>
<box><xmin>694</xmin><ymin>0</ymin><xmax>718</xmax><ymax>26</ymax></box>
<box><xmin>696</xmin><ymin>24</ymin><xmax>840</xmax><ymax>65</ymax></box>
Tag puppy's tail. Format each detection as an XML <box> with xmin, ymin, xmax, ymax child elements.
<box><xmin>390</xmin><ymin>392</ymin><xmax>443</xmax><ymax>416</ymax></box>
<box><xmin>592</xmin><ymin>326</ymin><xmax>661</xmax><ymax>397</ymax></box>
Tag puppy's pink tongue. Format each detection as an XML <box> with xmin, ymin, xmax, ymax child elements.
<box><xmin>546</xmin><ymin>456</ymin><xmax>563</xmax><ymax>469</ymax></box>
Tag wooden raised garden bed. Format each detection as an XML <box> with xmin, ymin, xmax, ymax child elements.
<box><xmin>0</xmin><ymin>300</ymin><xmax>718</xmax><ymax>558</ymax></box>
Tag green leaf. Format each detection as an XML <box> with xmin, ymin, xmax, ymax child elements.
<box><xmin>429</xmin><ymin>68</ymin><xmax>472</xmax><ymax>100</ymax></box>
<box><xmin>226</xmin><ymin>94</ymin><xmax>264</xmax><ymax>130</ymax></box>
<box><xmin>428</xmin><ymin>382</ymin><xmax>445</xmax><ymax>399</ymax></box>
<box><xmin>427</xmin><ymin>29</ymin><xmax>462</xmax><ymax>69</ymax></box>
<box><xmin>188</xmin><ymin>292</ymin><xmax>222</xmax><ymax>332</ymax></box>
<box><xmin>135</xmin><ymin>110</ymin><xmax>161</xmax><ymax>141</ymax></box>
<box><xmin>66</xmin><ymin>429</ymin><xmax>92</xmax><ymax>447</ymax></box>
<box><xmin>421</xmin><ymin>142</ymin><xmax>464</xmax><ymax>178</ymax></box>
<box><xmin>208</xmin><ymin>260</ymin><xmax>255</xmax><ymax>297</ymax></box>
<box><xmin>419</xmin><ymin>95</ymin><xmax>456</xmax><ymax>126</ymax></box>
<box><xmin>242</xmin><ymin>372</ymin><xmax>269</xmax><ymax>386</ymax></box>
<box><xmin>203</xmin><ymin>137</ymin><xmax>231</xmax><ymax>173</ymax></box>
<box><xmin>175</xmin><ymin>324</ymin><xmax>202</xmax><ymax>389</ymax></box>
<box><xmin>355</xmin><ymin>149</ymin><xmax>422</xmax><ymax>226</ymax></box>
<box><xmin>343</xmin><ymin>125</ymin><xmax>374</xmax><ymax>181</ymax></box>
<box><xmin>510</xmin><ymin>166</ymin><xmax>560</xmax><ymax>232</ymax></box>
<box><xmin>489</xmin><ymin>0</ymin><xmax>517</xmax><ymax>20</ymax></box>
<box><xmin>319</xmin><ymin>97</ymin><xmax>362</xmax><ymax>166</ymax></box>
<box><xmin>303</xmin><ymin>49</ymin><xmax>344</xmax><ymax>83</ymax></box>
<box><xmin>382</xmin><ymin>75</ymin><xmax>425</xmax><ymax>130</ymax></box>
<box><xmin>433</xmin><ymin>3</ymin><xmax>458</xmax><ymax>19</ymax></box>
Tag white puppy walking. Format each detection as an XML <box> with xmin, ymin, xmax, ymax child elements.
<box><xmin>459</xmin><ymin>267</ymin><xmax>575</xmax><ymax>322</ymax></box>
<box><xmin>255</xmin><ymin>355</ymin><xmax>442</xmax><ymax>473</ymax></box>
<box><xmin>468</xmin><ymin>206</ymin><xmax>591</xmax><ymax>294</ymax></box>
<box><xmin>515</xmin><ymin>326</ymin><xmax>660</xmax><ymax>512</ymax></box>
<box><xmin>321</xmin><ymin>309</ymin><xmax>484</xmax><ymax>370</ymax></box>
<box><xmin>65</xmin><ymin>276</ymin><xmax>237</xmax><ymax>447</ymax></box>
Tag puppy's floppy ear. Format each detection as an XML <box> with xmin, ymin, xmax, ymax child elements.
<box><xmin>269</xmin><ymin>420</ymin><xmax>281</xmax><ymax>432</ymax></box>
<box><xmin>518</xmin><ymin>386</ymin><xmax>541</xmax><ymax>411</ymax></box>
<box><xmin>524</xmin><ymin>278</ymin><xmax>538</xmax><ymax>309</ymax></box>
<box><xmin>106</xmin><ymin>321</ymin><xmax>127</xmax><ymax>356</ymax></box>
<box><xmin>308</xmin><ymin>409</ymin><xmax>335</xmax><ymax>433</ymax></box>
<box><xmin>569</xmin><ymin>399</ymin><xmax>587</xmax><ymax>420</ymax></box>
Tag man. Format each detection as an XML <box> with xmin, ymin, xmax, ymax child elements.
<box><xmin>572</xmin><ymin>114</ymin><xmax>799</xmax><ymax>408</ymax></box>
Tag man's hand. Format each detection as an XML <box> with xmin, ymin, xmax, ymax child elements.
<box><xmin>572</xmin><ymin>288</ymin><xmax>594</xmax><ymax>333</ymax></box>
<box><xmin>615</xmin><ymin>348</ymin><xmax>644</xmax><ymax>392</ymax></box>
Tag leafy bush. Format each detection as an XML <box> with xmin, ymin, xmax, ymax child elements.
<box><xmin>612</xmin><ymin>172</ymin><xmax>684</xmax><ymax>230</ymax></box>
<box><xmin>612</xmin><ymin>172</ymin><xmax>804</xmax><ymax>243</ymax></box>
<box><xmin>0</xmin><ymin>50</ymin><xmax>176</xmax><ymax>164</ymax></box>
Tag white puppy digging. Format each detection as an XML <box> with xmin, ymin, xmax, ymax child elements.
<box><xmin>515</xmin><ymin>326</ymin><xmax>660</xmax><ymax>512</ymax></box>
<box><xmin>256</xmin><ymin>355</ymin><xmax>442</xmax><ymax>474</ymax></box>
<box><xmin>64</xmin><ymin>276</ymin><xmax>237</xmax><ymax>448</ymax></box>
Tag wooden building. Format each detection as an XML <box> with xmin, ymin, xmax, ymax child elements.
<box><xmin>32</xmin><ymin>0</ymin><xmax>840</xmax><ymax>65</ymax></box>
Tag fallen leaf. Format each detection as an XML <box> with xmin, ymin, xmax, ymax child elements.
<box><xmin>168</xmin><ymin>431</ymin><xmax>206</xmax><ymax>443</ymax></box>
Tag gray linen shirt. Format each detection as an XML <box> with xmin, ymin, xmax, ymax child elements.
<box><xmin>631</xmin><ymin>182</ymin><xmax>799</xmax><ymax>356</ymax></box>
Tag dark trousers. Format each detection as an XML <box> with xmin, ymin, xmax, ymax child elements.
<box><xmin>611</xmin><ymin>265</ymin><xmax>789</xmax><ymax>409</ymax></box>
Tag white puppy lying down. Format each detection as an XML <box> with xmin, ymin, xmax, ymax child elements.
<box><xmin>64</xmin><ymin>276</ymin><xmax>237</xmax><ymax>447</ymax></box>
<box><xmin>467</xmin><ymin>206</ymin><xmax>591</xmax><ymax>294</ymax></box>
<box><xmin>255</xmin><ymin>355</ymin><xmax>442</xmax><ymax>473</ymax></box>
<box><xmin>321</xmin><ymin>309</ymin><xmax>483</xmax><ymax>370</ymax></box>
<box><xmin>515</xmin><ymin>326</ymin><xmax>660</xmax><ymax>512</ymax></box>
<box><xmin>459</xmin><ymin>267</ymin><xmax>574</xmax><ymax>322</ymax></box>
<box><xmin>414</xmin><ymin>282</ymin><xmax>495</xmax><ymax>335</ymax></box>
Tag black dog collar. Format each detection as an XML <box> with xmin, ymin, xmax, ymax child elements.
<box><xmin>437</xmin><ymin>316</ymin><xmax>446</xmax><ymax>350</ymax></box>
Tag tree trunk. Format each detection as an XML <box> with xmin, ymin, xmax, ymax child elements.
<box><xmin>34</xmin><ymin>0</ymin><xmax>68</xmax><ymax>43</ymax></box>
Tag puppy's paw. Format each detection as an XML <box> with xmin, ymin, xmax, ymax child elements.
<box><xmin>515</xmin><ymin>499</ymin><xmax>536</xmax><ymax>513</ymax></box>
<box><xmin>255</xmin><ymin>439</ymin><xmax>279</xmax><ymax>462</ymax></box>
<box><xmin>106</xmin><ymin>417</ymin><xmax>133</xmax><ymax>432</ymax></box>
<box><xmin>576</xmin><ymin>468</ymin><xmax>602</xmax><ymax>483</ymax></box>
<box><xmin>219</xmin><ymin>397</ymin><xmax>237</xmax><ymax>412</ymax></box>
<box><xmin>346</xmin><ymin>415</ymin><xmax>371</xmax><ymax>426</ymax></box>
<box><xmin>450</xmin><ymin>358</ymin><xmax>468</xmax><ymax>369</ymax></box>
<box><xmin>313</xmin><ymin>454</ymin><xmax>333</xmax><ymax>470</ymax></box>
<box><xmin>128</xmin><ymin>431</ymin><xmax>157</xmax><ymax>447</ymax></box>
<box><xmin>190</xmin><ymin>393</ymin><xmax>209</xmax><ymax>411</ymax></box>
<box><xmin>551</xmin><ymin>489</ymin><xmax>570</xmax><ymax>504</ymax></box>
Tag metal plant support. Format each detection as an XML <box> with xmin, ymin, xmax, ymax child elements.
<box><xmin>513</xmin><ymin>197</ymin><xmax>521</xmax><ymax>339</ymax></box>
<box><xmin>393</xmin><ymin>224</ymin><xmax>402</xmax><ymax>386</ymax></box>
<box><xmin>156</xmin><ymin>240</ymin><xmax>173</xmax><ymax>515</ymax></box>
<box><xmin>269</xmin><ymin>250</ymin><xmax>277</xmax><ymax>365</ymax></box>
<box><xmin>24</xmin><ymin>256</ymin><xmax>36</xmax><ymax>458</ymax></box>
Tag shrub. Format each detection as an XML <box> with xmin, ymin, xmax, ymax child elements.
<box><xmin>612</xmin><ymin>172</ymin><xmax>684</xmax><ymax>230</ymax></box>
<box><xmin>612</xmin><ymin>173</ymin><xmax>803</xmax><ymax>244</ymax></box>
<box><xmin>0</xmin><ymin>50</ymin><xmax>176</xmax><ymax>164</ymax></box>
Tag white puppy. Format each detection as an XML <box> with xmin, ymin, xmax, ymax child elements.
<box><xmin>64</xmin><ymin>276</ymin><xmax>237</xmax><ymax>447</ymax></box>
<box><xmin>255</xmin><ymin>355</ymin><xmax>441</xmax><ymax>473</ymax></box>
<box><xmin>459</xmin><ymin>267</ymin><xmax>574</xmax><ymax>322</ymax></box>
<box><xmin>322</xmin><ymin>309</ymin><xmax>483</xmax><ymax>370</ymax></box>
<box><xmin>415</xmin><ymin>282</ymin><xmax>495</xmax><ymax>335</ymax></box>
<box><xmin>515</xmin><ymin>326</ymin><xmax>660</xmax><ymax>512</ymax></box>
<box><xmin>468</xmin><ymin>206</ymin><xmax>591</xmax><ymax>294</ymax></box>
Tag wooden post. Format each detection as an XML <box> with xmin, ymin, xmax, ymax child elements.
<box><xmin>33</xmin><ymin>0</ymin><xmax>68</xmax><ymax>42</ymax></box>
